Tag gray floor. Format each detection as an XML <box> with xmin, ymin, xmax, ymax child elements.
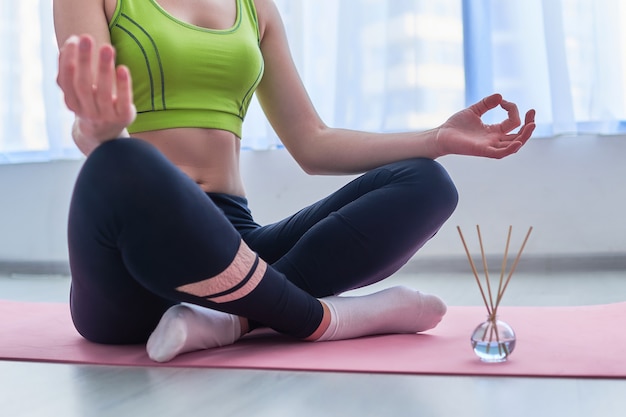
<box><xmin>1</xmin><ymin>266</ymin><xmax>626</xmax><ymax>417</ymax></box>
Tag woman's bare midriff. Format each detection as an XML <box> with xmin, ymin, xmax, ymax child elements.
<box><xmin>101</xmin><ymin>0</ymin><xmax>253</xmax><ymax>196</ymax></box>
<box><xmin>132</xmin><ymin>128</ymin><xmax>246</xmax><ymax>196</ymax></box>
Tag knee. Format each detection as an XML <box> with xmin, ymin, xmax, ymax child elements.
<box><xmin>397</xmin><ymin>158</ymin><xmax>459</xmax><ymax>218</ymax></box>
<box><xmin>75</xmin><ymin>139</ymin><xmax>173</xmax><ymax>194</ymax></box>
<box><xmin>425</xmin><ymin>159</ymin><xmax>458</xmax><ymax>216</ymax></box>
<box><xmin>80</xmin><ymin>138</ymin><xmax>160</xmax><ymax>177</ymax></box>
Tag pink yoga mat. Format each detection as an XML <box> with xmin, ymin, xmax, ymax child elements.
<box><xmin>1</xmin><ymin>299</ymin><xmax>625</xmax><ymax>378</ymax></box>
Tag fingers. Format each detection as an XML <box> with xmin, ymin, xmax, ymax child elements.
<box><xmin>472</xmin><ymin>94</ymin><xmax>534</xmax><ymax>135</ymax></box>
<box><xmin>463</xmin><ymin>94</ymin><xmax>537</xmax><ymax>159</ymax></box>
<box><xmin>487</xmin><ymin>142</ymin><xmax>523</xmax><ymax>159</ymax></box>
<box><xmin>115</xmin><ymin>65</ymin><xmax>137</xmax><ymax>125</ymax></box>
<box><xmin>94</xmin><ymin>43</ymin><xmax>136</xmax><ymax>125</ymax></box>
<box><xmin>514</xmin><ymin>117</ymin><xmax>536</xmax><ymax>143</ymax></box>
<box><xmin>94</xmin><ymin>44</ymin><xmax>117</xmax><ymax>120</ymax></box>
<box><xmin>75</xmin><ymin>35</ymin><xmax>100</xmax><ymax>117</ymax></box>
<box><xmin>56</xmin><ymin>34</ymin><xmax>135</xmax><ymax>127</ymax></box>
<box><xmin>487</xmin><ymin>119</ymin><xmax>536</xmax><ymax>159</ymax></box>
<box><xmin>57</xmin><ymin>35</ymin><xmax>81</xmax><ymax>112</ymax></box>
<box><xmin>508</xmin><ymin>109</ymin><xmax>536</xmax><ymax>144</ymax></box>
<box><xmin>469</xmin><ymin>93</ymin><xmax>502</xmax><ymax>117</ymax></box>
<box><xmin>57</xmin><ymin>34</ymin><xmax>98</xmax><ymax>116</ymax></box>
<box><xmin>498</xmin><ymin>99</ymin><xmax>521</xmax><ymax>133</ymax></box>
<box><xmin>525</xmin><ymin>108</ymin><xmax>536</xmax><ymax>125</ymax></box>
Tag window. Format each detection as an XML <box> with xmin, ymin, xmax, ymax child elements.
<box><xmin>243</xmin><ymin>0</ymin><xmax>464</xmax><ymax>149</ymax></box>
<box><xmin>463</xmin><ymin>0</ymin><xmax>626</xmax><ymax>135</ymax></box>
<box><xmin>1</xmin><ymin>0</ymin><xmax>625</xmax><ymax>163</ymax></box>
<box><xmin>0</xmin><ymin>0</ymin><xmax>75</xmax><ymax>163</ymax></box>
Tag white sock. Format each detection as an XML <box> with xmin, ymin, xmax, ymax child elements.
<box><xmin>146</xmin><ymin>303</ymin><xmax>241</xmax><ymax>362</ymax></box>
<box><xmin>316</xmin><ymin>286</ymin><xmax>447</xmax><ymax>341</ymax></box>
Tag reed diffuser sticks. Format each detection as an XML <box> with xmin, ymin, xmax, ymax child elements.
<box><xmin>457</xmin><ymin>225</ymin><xmax>533</xmax><ymax>319</ymax></box>
<box><xmin>457</xmin><ymin>225</ymin><xmax>533</xmax><ymax>361</ymax></box>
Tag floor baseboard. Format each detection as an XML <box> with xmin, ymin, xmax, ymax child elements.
<box><xmin>1</xmin><ymin>253</ymin><xmax>625</xmax><ymax>276</ymax></box>
<box><xmin>401</xmin><ymin>252</ymin><xmax>626</xmax><ymax>274</ymax></box>
<box><xmin>0</xmin><ymin>261</ymin><xmax>70</xmax><ymax>276</ymax></box>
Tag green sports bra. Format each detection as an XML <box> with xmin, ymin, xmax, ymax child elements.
<box><xmin>109</xmin><ymin>0</ymin><xmax>264</xmax><ymax>137</ymax></box>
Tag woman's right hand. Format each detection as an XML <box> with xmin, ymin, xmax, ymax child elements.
<box><xmin>56</xmin><ymin>34</ymin><xmax>136</xmax><ymax>154</ymax></box>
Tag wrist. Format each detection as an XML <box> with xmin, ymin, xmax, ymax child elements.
<box><xmin>426</xmin><ymin>128</ymin><xmax>445</xmax><ymax>159</ymax></box>
<box><xmin>72</xmin><ymin>118</ymin><xmax>129</xmax><ymax>156</ymax></box>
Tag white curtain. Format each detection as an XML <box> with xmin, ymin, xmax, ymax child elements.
<box><xmin>464</xmin><ymin>0</ymin><xmax>626</xmax><ymax>136</ymax></box>
<box><xmin>243</xmin><ymin>0</ymin><xmax>466</xmax><ymax>149</ymax></box>
<box><xmin>0</xmin><ymin>0</ymin><xmax>75</xmax><ymax>163</ymax></box>
<box><xmin>1</xmin><ymin>1</ymin><xmax>625</xmax><ymax>163</ymax></box>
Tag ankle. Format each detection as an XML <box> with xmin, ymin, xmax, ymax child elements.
<box><xmin>239</xmin><ymin>316</ymin><xmax>251</xmax><ymax>336</ymax></box>
<box><xmin>305</xmin><ymin>300</ymin><xmax>332</xmax><ymax>341</ymax></box>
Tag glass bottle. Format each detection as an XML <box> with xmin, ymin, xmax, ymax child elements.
<box><xmin>470</xmin><ymin>315</ymin><xmax>516</xmax><ymax>363</ymax></box>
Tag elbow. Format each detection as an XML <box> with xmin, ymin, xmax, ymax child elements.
<box><xmin>292</xmin><ymin>144</ymin><xmax>333</xmax><ymax>175</ymax></box>
<box><xmin>284</xmin><ymin>125</ymin><xmax>332</xmax><ymax>175</ymax></box>
<box><xmin>297</xmin><ymin>156</ymin><xmax>343</xmax><ymax>175</ymax></box>
<box><xmin>294</xmin><ymin>155</ymin><xmax>326</xmax><ymax>175</ymax></box>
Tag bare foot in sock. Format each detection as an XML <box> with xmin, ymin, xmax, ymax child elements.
<box><xmin>146</xmin><ymin>303</ymin><xmax>242</xmax><ymax>362</ymax></box>
<box><xmin>316</xmin><ymin>286</ymin><xmax>447</xmax><ymax>341</ymax></box>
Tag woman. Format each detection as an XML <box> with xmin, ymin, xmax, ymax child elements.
<box><xmin>53</xmin><ymin>0</ymin><xmax>536</xmax><ymax>362</ymax></box>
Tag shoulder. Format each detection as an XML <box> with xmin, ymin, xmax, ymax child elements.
<box><xmin>252</xmin><ymin>0</ymin><xmax>283</xmax><ymax>42</ymax></box>
<box><xmin>53</xmin><ymin>0</ymin><xmax>112</xmax><ymax>46</ymax></box>
<box><xmin>54</xmin><ymin>0</ymin><xmax>107</xmax><ymax>14</ymax></box>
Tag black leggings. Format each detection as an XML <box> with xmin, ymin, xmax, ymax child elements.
<box><xmin>68</xmin><ymin>139</ymin><xmax>458</xmax><ymax>344</ymax></box>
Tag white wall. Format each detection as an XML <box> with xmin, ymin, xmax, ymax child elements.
<box><xmin>0</xmin><ymin>160</ymin><xmax>76</xmax><ymax>265</ymax></box>
<box><xmin>1</xmin><ymin>134</ymin><xmax>625</xmax><ymax>272</ymax></box>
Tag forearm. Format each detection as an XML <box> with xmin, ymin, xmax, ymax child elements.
<box><xmin>291</xmin><ymin>126</ymin><xmax>442</xmax><ymax>175</ymax></box>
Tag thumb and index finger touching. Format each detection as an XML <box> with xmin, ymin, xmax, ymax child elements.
<box><xmin>470</xmin><ymin>93</ymin><xmax>536</xmax><ymax>136</ymax></box>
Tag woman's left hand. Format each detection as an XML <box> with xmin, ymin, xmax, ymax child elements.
<box><xmin>435</xmin><ymin>93</ymin><xmax>536</xmax><ymax>159</ymax></box>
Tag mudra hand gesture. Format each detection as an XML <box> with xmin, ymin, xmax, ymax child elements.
<box><xmin>56</xmin><ymin>35</ymin><xmax>136</xmax><ymax>153</ymax></box>
<box><xmin>436</xmin><ymin>93</ymin><xmax>536</xmax><ymax>159</ymax></box>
